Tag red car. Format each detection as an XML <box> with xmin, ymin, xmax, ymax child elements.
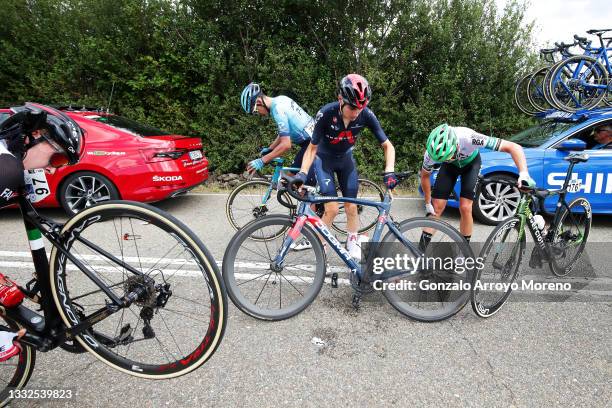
<box><xmin>1</xmin><ymin>103</ymin><xmax>209</xmax><ymax>214</ymax></box>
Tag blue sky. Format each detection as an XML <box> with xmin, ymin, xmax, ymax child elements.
<box><xmin>495</xmin><ymin>0</ymin><xmax>612</xmax><ymax>47</ymax></box>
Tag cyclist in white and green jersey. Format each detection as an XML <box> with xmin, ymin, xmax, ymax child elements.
<box><xmin>420</xmin><ymin>124</ymin><xmax>534</xmax><ymax>243</ymax></box>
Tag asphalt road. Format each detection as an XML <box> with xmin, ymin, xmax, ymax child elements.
<box><xmin>1</xmin><ymin>193</ymin><xmax>610</xmax><ymax>407</ymax></box>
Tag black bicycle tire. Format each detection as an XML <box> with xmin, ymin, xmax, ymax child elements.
<box><xmin>514</xmin><ymin>73</ymin><xmax>539</xmax><ymax>115</ymax></box>
<box><xmin>548</xmin><ymin>55</ymin><xmax>608</xmax><ymax>112</ymax></box>
<box><xmin>222</xmin><ymin>215</ymin><xmax>326</xmax><ymax>321</ymax></box>
<box><xmin>380</xmin><ymin>217</ymin><xmax>473</xmax><ymax>322</ymax></box>
<box><xmin>226</xmin><ymin>179</ymin><xmax>295</xmax><ymax>241</ymax></box>
<box><xmin>471</xmin><ymin>217</ymin><xmax>525</xmax><ymax>318</ymax></box>
<box><xmin>548</xmin><ymin>197</ymin><xmax>592</xmax><ymax>277</ymax></box>
<box><xmin>49</xmin><ymin>200</ymin><xmax>227</xmax><ymax>379</ymax></box>
<box><xmin>0</xmin><ymin>316</ymin><xmax>36</xmax><ymax>408</ymax></box>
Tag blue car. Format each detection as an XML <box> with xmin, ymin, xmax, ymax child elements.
<box><xmin>425</xmin><ymin>108</ymin><xmax>612</xmax><ymax>225</ymax></box>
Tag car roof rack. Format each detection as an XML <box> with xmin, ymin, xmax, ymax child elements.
<box><xmin>535</xmin><ymin>107</ymin><xmax>612</xmax><ymax>122</ymax></box>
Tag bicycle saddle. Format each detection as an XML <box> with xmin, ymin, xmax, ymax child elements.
<box><xmin>586</xmin><ymin>28</ymin><xmax>612</xmax><ymax>35</ymax></box>
<box><xmin>564</xmin><ymin>153</ymin><xmax>589</xmax><ymax>163</ymax></box>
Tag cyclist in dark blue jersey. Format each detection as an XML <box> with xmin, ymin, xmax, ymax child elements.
<box><xmin>296</xmin><ymin>74</ymin><xmax>396</xmax><ymax>257</ymax></box>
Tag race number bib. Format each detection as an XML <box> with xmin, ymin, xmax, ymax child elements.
<box><xmin>23</xmin><ymin>169</ymin><xmax>51</xmax><ymax>203</ymax></box>
<box><xmin>566</xmin><ymin>180</ymin><xmax>582</xmax><ymax>193</ymax></box>
<box><xmin>304</xmin><ymin>119</ymin><xmax>315</xmax><ymax>137</ymax></box>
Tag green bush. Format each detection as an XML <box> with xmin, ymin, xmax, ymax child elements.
<box><xmin>0</xmin><ymin>0</ymin><xmax>538</xmax><ymax>177</ymax></box>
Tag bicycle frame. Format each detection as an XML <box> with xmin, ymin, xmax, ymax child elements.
<box><xmin>2</xmin><ymin>194</ymin><xmax>149</xmax><ymax>351</ymax></box>
<box><xmin>508</xmin><ymin>159</ymin><xmax>587</xmax><ymax>259</ymax></box>
<box><xmin>271</xmin><ymin>192</ymin><xmax>421</xmax><ymax>283</ymax></box>
<box><xmin>259</xmin><ymin>158</ymin><xmax>300</xmax><ymax>205</ymax></box>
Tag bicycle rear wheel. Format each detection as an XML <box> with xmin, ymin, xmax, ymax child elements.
<box><xmin>527</xmin><ymin>67</ymin><xmax>554</xmax><ymax>112</ymax></box>
<box><xmin>548</xmin><ymin>56</ymin><xmax>607</xmax><ymax>112</ymax></box>
<box><xmin>471</xmin><ymin>217</ymin><xmax>524</xmax><ymax>318</ymax></box>
<box><xmin>514</xmin><ymin>73</ymin><xmax>538</xmax><ymax>115</ymax></box>
<box><xmin>0</xmin><ymin>317</ymin><xmax>36</xmax><ymax>408</ymax></box>
<box><xmin>380</xmin><ymin>217</ymin><xmax>473</xmax><ymax>322</ymax></box>
<box><xmin>549</xmin><ymin>197</ymin><xmax>592</xmax><ymax>277</ymax></box>
<box><xmin>49</xmin><ymin>201</ymin><xmax>227</xmax><ymax>379</ymax></box>
<box><xmin>222</xmin><ymin>215</ymin><xmax>326</xmax><ymax>320</ymax></box>
<box><xmin>331</xmin><ymin>178</ymin><xmax>385</xmax><ymax>235</ymax></box>
<box><xmin>226</xmin><ymin>180</ymin><xmax>295</xmax><ymax>239</ymax></box>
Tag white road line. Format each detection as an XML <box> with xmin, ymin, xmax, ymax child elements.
<box><xmin>189</xmin><ymin>192</ymin><xmax>422</xmax><ymax>200</ymax></box>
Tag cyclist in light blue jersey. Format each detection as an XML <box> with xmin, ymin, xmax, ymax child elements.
<box><xmin>241</xmin><ymin>83</ymin><xmax>315</xmax><ymax>176</ymax></box>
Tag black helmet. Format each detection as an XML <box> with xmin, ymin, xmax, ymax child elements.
<box><xmin>0</xmin><ymin>103</ymin><xmax>83</xmax><ymax>164</ymax></box>
<box><xmin>338</xmin><ymin>74</ymin><xmax>371</xmax><ymax>109</ymax></box>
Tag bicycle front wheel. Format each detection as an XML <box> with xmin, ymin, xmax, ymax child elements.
<box><xmin>0</xmin><ymin>316</ymin><xmax>36</xmax><ymax>408</ymax></box>
<box><xmin>49</xmin><ymin>201</ymin><xmax>227</xmax><ymax>379</ymax></box>
<box><xmin>471</xmin><ymin>217</ymin><xmax>524</xmax><ymax>318</ymax></box>
<box><xmin>549</xmin><ymin>197</ymin><xmax>592</xmax><ymax>277</ymax></box>
<box><xmin>380</xmin><ymin>217</ymin><xmax>474</xmax><ymax>322</ymax></box>
<box><xmin>223</xmin><ymin>215</ymin><xmax>326</xmax><ymax>321</ymax></box>
<box><xmin>226</xmin><ymin>180</ymin><xmax>294</xmax><ymax>238</ymax></box>
<box><xmin>331</xmin><ymin>178</ymin><xmax>385</xmax><ymax>235</ymax></box>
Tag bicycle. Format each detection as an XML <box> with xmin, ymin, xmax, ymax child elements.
<box><xmin>547</xmin><ymin>29</ymin><xmax>612</xmax><ymax>112</ymax></box>
<box><xmin>471</xmin><ymin>151</ymin><xmax>592</xmax><ymax>318</ymax></box>
<box><xmin>1</xmin><ymin>175</ymin><xmax>228</xmax><ymax>406</ymax></box>
<box><xmin>225</xmin><ymin>156</ymin><xmax>385</xmax><ymax>238</ymax></box>
<box><xmin>222</xmin><ymin>171</ymin><xmax>474</xmax><ymax>322</ymax></box>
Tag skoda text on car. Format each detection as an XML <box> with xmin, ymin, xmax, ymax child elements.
<box><xmin>422</xmin><ymin>108</ymin><xmax>612</xmax><ymax>225</ymax></box>
<box><xmin>1</xmin><ymin>103</ymin><xmax>209</xmax><ymax>214</ymax></box>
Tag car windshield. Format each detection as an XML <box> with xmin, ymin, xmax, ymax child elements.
<box><xmin>509</xmin><ymin>121</ymin><xmax>574</xmax><ymax>147</ymax></box>
<box><xmin>0</xmin><ymin>112</ymin><xmax>9</xmax><ymax>125</ymax></box>
<box><xmin>88</xmin><ymin>114</ymin><xmax>170</xmax><ymax>137</ymax></box>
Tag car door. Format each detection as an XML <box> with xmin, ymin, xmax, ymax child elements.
<box><xmin>544</xmin><ymin>121</ymin><xmax>612</xmax><ymax>213</ymax></box>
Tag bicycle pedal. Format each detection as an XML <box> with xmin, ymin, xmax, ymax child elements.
<box><xmin>331</xmin><ymin>273</ymin><xmax>338</xmax><ymax>288</ymax></box>
<box><xmin>351</xmin><ymin>293</ymin><xmax>361</xmax><ymax>310</ymax></box>
<box><xmin>118</xmin><ymin>324</ymin><xmax>133</xmax><ymax>342</ymax></box>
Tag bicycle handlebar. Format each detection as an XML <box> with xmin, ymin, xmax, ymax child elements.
<box><xmin>281</xmin><ymin>170</ymin><xmax>414</xmax><ymax>203</ymax></box>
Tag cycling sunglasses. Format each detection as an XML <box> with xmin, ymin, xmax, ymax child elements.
<box><xmin>26</xmin><ymin>133</ymin><xmax>70</xmax><ymax>168</ymax></box>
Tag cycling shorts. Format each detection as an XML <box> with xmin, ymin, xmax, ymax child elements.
<box><xmin>432</xmin><ymin>153</ymin><xmax>481</xmax><ymax>201</ymax></box>
<box><xmin>0</xmin><ymin>152</ymin><xmax>24</xmax><ymax>208</ymax></box>
<box><xmin>313</xmin><ymin>151</ymin><xmax>358</xmax><ymax>198</ymax></box>
<box><xmin>289</xmin><ymin>140</ymin><xmax>310</xmax><ymax>169</ymax></box>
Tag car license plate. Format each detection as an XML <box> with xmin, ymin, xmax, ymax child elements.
<box><xmin>189</xmin><ymin>150</ymin><xmax>203</xmax><ymax>161</ymax></box>
<box><xmin>567</xmin><ymin>180</ymin><xmax>582</xmax><ymax>193</ymax></box>
<box><xmin>23</xmin><ymin>169</ymin><xmax>50</xmax><ymax>203</ymax></box>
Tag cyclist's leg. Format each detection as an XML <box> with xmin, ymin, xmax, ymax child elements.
<box><xmin>289</xmin><ymin>140</ymin><xmax>310</xmax><ymax>169</ymax></box>
<box><xmin>421</xmin><ymin>163</ymin><xmax>459</xmax><ymax>249</ymax></box>
<box><xmin>336</xmin><ymin>154</ymin><xmax>360</xmax><ymax>251</ymax></box>
<box><xmin>314</xmin><ymin>154</ymin><xmax>340</xmax><ymax>226</ymax></box>
<box><xmin>431</xmin><ymin>163</ymin><xmax>460</xmax><ymax>218</ymax></box>
<box><xmin>457</xmin><ymin>154</ymin><xmax>481</xmax><ymax>240</ymax></box>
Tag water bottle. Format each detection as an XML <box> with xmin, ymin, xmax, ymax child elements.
<box><xmin>533</xmin><ymin>214</ymin><xmax>546</xmax><ymax>231</ymax></box>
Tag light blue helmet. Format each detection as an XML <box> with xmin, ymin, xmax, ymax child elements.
<box><xmin>241</xmin><ymin>82</ymin><xmax>262</xmax><ymax>114</ymax></box>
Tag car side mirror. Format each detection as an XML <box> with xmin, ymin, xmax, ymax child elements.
<box><xmin>556</xmin><ymin>139</ymin><xmax>586</xmax><ymax>151</ymax></box>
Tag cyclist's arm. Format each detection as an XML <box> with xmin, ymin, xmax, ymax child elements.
<box><xmin>498</xmin><ymin>140</ymin><xmax>528</xmax><ymax>173</ymax></box>
<box><xmin>420</xmin><ymin>152</ymin><xmax>436</xmax><ymax>203</ymax></box>
<box><xmin>299</xmin><ymin>142</ymin><xmax>317</xmax><ymax>174</ymax></box>
<box><xmin>381</xmin><ymin>140</ymin><xmax>395</xmax><ymax>172</ymax></box>
<box><xmin>420</xmin><ymin>169</ymin><xmax>432</xmax><ymax>203</ymax></box>
<box><xmin>262</xmin><ymin>136</ymin><xmax>292</xmax><ymax>163</ymax></box>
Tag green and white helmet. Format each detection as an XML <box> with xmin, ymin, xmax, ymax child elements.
<box><xmin>427</xmin><ymin>123</ymin><xmax>457</xmax><ymax>162</ymax></box>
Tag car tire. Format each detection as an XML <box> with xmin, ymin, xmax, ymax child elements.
<box><xmin>58</xmin><ymin>171</ymin><xmax>120</xmax><ymax>215</ymax></box>
<box><xmin>473</xmin><ymin>174</ymin><xmax>520</xmax><ymax>226</ymax></box>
